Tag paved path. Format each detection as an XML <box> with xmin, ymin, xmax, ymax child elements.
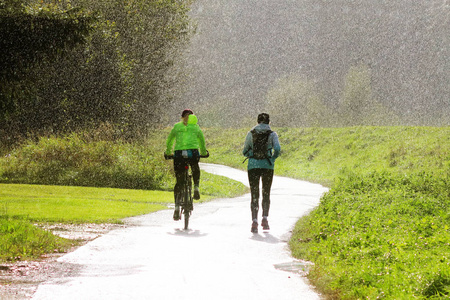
<box><xmin>32</xmin><ymin>163</ymin><xmax>327</xmax><ymax>300</ymax></box>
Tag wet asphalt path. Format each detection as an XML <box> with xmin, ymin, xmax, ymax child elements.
<box><xmin>32</xmin><ymin>163</ymin><xmax>327</xmax><ymax>300</ymax></box>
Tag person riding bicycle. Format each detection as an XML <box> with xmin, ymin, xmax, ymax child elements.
<box><xmin>243</xmin><ymin>113</ymin><xmax>281</xmax><ymax>233</ymax></box>
<box><xmin>165</xmin><ymin>109</ymin><xmax>208</xmax><ymax>221</ymax></box>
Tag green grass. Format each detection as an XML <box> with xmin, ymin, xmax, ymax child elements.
<box><xmin>0</xmin><ymin>183</ymin><xmax>172</xmax><ymax>261</ymax></box>
<box><xmin>0</xmin><ymin>172</ymin><xmax>248</xmax><ymax>224</ymax></box>
<box><xmin>0</xmin><ymin>174</ymin><xmax>247</xmax><ymax>261</ymax></box>
<box><xmin>0</xmin><ymin>183</ymin><xmax>171</xmax><ymax>223</ymax></box>
<box><xmin>201</xmin><ymin>126</ymin><xmax>450</xmax><ymax>185</ymax></box>
<box><xmin>290</xmin><ymin>171</ymin><xmax>450</xmax><ymax>299</ymax></box>
<box><xmin>0</xmin><ymin>217</ymin><xmax>75</xmax><ymax>261</ymax></box>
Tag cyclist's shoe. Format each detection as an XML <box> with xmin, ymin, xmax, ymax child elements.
<box><xmin>193</xmin><ymin>186</ymin><xmax>200</xmax><ymax>200</ymax></box>
<box><xmin>173</xmin><ymin>207</ymin><xmax>181</xmax><ymax>221</ymax></box>
<box><xmin>251</xmin><ymin>220</ymin><xmax>258</xmax><ymax>233</ymax></box>
<box><xmin>261</xmin><ymin>217</ymin><xmax>270</xmax><ymax>230</ymax></box>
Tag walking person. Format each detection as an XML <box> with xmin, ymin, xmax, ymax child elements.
<box><xmin>165</xmin><ymin>109</ymin><xmax>208</xmax><ymax>220</ymax></box>
<box><xmin>243</xmin><ymin>113</ymin><xmax>281</xmax><ymax>233</ymax></box>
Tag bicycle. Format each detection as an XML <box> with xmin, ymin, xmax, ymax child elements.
<box><xmin>165</xmin><ymin>151</ymin><xmax>209</xmax><ymax>230</ymax></box>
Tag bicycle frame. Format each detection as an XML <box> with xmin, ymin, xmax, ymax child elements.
<box><xmin>165</xmin><ymin>151</ymin><xmax>208</xmax><ymax>230</ymax></box>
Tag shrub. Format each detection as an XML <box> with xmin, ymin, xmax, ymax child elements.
<box><xmin>0</xmin><ymin>133</ymin><xmax>173</xmax><ymax>190</ymax></box>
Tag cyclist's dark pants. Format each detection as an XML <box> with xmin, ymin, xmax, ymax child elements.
<box><xmin>173</xmin><ymin>150</ymin><xmax>200</xmax><ymax>205</ymax></box>
<box><xmin>248</xmin><ymin>168</ymin><xmax>274</xmax><ymax>220</ymax></box>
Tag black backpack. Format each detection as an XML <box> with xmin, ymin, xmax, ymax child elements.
<box><xmin>251</xmin><ymin>129</ymin><xmax>272</xmax><ymax>159</ymax></box>
<box><xmin>243</xmin><ymin>129</ymin><xmax>274</xmax><ymax>164</ymax></box>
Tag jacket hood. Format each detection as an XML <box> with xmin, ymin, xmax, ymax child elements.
<box><xmin>252</xmin><ymin>123</ymin><xmax>271</xmax><ymax>132</ymax></box>
<box><xmin>187</xmin><ymin>114</ymin><xmax>198</xmax><ymax>125</ymax></box>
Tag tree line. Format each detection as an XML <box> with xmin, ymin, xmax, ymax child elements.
<box><xmin>198</xmin><ymin>64</ymin><xmax>402</xmax><ymax>128</ymax></box>
<box><xmin>264</xmin><ymin>64</ymin><xmax>401</xmax><ymax>127</ymax></box>
<box><xmin>0</xmin><ymin>0</ymin><xmax>193</xmax><ymax>142</ymax></box>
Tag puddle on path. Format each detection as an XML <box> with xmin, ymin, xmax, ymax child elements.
<box><xmin>274</xmin><ymin>261</ymin><xmax>314</xmax><ymax>276</ymax></box>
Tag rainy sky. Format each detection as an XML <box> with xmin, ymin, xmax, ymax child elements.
<box><xmin>181</xmin><ymin>0</ymin><xmax>449</xmax><ymax>125</ymax></box>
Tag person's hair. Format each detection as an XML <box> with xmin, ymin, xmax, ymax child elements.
<box><xmin>181</xmin><ymin>109</ymin><xmax>194</xmax><ymax>117</ymax></box>
<box><xmin>257</xmin><ymin>113</ymin><xmax>270</xmax><ymax>124</ymax></box>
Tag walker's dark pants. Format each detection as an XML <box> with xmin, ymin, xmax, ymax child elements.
<box><xmin>248</xmin><ymin>168</ymin><xmax>274</xmax><ymax>220</ymax></box>
<box><xmin>173</xmin><ymin>150</ymin><xmax>200</xmax><ymax>206</ymax></box>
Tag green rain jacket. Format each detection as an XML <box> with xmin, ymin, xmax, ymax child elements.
<box><xmin>165</xmin><ymin>114</ymin><xmax>207</xmax><ymax>155</ymax></box>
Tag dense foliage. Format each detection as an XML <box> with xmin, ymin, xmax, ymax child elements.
<box><xmin>0</xmin><ymin>0</ymin><xmax>95</xmax><ymax>135</ymax></box>
<box><xmin>0</xmin><ymin>0</ymin><xmax>193</xmax><ymax>140</ymax></box>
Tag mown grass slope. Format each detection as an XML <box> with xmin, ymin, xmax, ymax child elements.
<box><xmin>203</xmin><ymin>126</ymin><xmax>449</xmax><ymax>185</ymax></box>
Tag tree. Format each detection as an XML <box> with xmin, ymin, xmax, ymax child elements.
<box><xmin>339</xmin><ymin>64</ymin><xmax>373</xmax><ymax>126</ymax></box>
<box><xmin>75</xmin><ymin>0</ymin><xmax>193</xmax><ymax>133</ymax></box>
<box><xmin>265</xmin><ymin>74</ymin><xmax>332</xmax><ymax>127</ymax></box>
<box><xmin>339</xmin><ymin>64</ymin><xmax>400</xmax><ymax>126</ymax></box>
<box><xmin>0</xmin><ymin>0</ymin><xmax>194</xmax><ymax>139</ymax></box>
<box><xmin>0</xmin><ymin>0</ymin><xmax>95</xmax><ymax>135</ymax></box>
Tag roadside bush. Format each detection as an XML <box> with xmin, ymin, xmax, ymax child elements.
<box><xmin>0</xmin><ymin>133</ymin><xmax>173</xmax><ymax>190</ymax></box>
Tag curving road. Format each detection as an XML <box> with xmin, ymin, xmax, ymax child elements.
<box><xmin>32</xmin><ymin>163</ymin><xmax>327</xmax><ymax>300</ymax></box>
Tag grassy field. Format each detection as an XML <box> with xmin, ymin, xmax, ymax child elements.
<box><xmin>1</xmin><ymin>126</ymin><xmax>449</xmax><ymax>299</ymax></box>
<box><xmin>290</xmin><ymin>171</ymin><xmax>450</xmax><ymax>299</ymax></box>
<box><xmin>0</xmin><ymin>175</ymin><xmax>247</xmax><ymax>261</ymax></box>
<box><xmin>0</xmin><ymin>184</ymin><xmax>171</xmax><ymax>223</ymax></box>
<box><xmin>0</xmin><ymin>171</ymin><xmax>248</xmax><ymax>224</ymax></box>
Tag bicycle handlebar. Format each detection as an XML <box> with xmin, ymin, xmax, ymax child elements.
<box><xmin>164</xmin><ymin>150</ymin><xmax>209</xmax><ymax>160</ymax></box>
